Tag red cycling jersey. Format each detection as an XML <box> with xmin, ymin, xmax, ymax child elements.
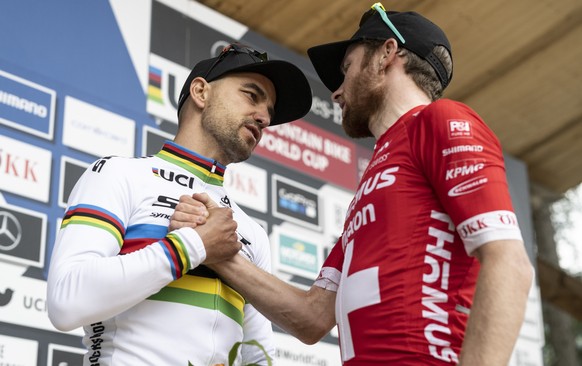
<box><xmin>314</xmin><ymin>99</ymin><xmax>523</xmax><ymax>365</ymax></box>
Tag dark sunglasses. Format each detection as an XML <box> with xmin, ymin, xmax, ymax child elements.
<box><xmin>360</xmin><ymin>2</ymin><xmax>406</xmax><ymax>44</ymax></box>
<box><xmin>204</xmin><ymin>43</ymin><xmax>269</xmax><ymax>79</ymax></box>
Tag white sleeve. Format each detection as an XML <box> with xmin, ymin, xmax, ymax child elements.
<box><xmin>240</xmin><ymin>223</ymin><xmax>276</xmax><ymax>365</ymax></box>
<box><xmin>47</xmin><ymin>158</ymin><xmax>206</xmax><ymax>331</ymax></box>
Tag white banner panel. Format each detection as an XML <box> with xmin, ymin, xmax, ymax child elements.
<box><xmin>0</xmin><ymin>134</ymin><xmax>52</xmax><ymax>202</ymax></box>
<box><xmin>509</xmin><ymin>281</ymin><xmax>544</xmax><ymax>366</ymax></box>
<box><xmin>274</xmin><ymin>332</ymin><xmax>341</xmax><ymax>366</ymax></box>
<box><xmin>62</xmin><ymin>95</ymin><xmax>135</xmax><ymax>158</ymax></box>
<box><xmin>224</xmin><ymin>161</ymin><xmax>268</xmax><ymax>213</ymax></box>
<box><xmin>0</xmin><ymin>262</ymin><xmax>83</xmax><ymax>336</ymax></box>
<box><xmin>0</xmin><ymin>334</ymin><xmax>38</xmax><ymax>365</ymax></box>
<box><xmin>271</xmin><ymin>223</ymin><xmax>324</xmax><ymax>280</ymax></box>
<box><xmin>156</xmin><ymin>0</ymin><xmax>248</xmax><ymax>39</ymax></box>
<box><xmin>319</xmin><ymin>184</ymin><xmax>353</xmax><ymax>239</ymax></box>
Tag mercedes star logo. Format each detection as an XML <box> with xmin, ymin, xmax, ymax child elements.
<box><xmin>0</xmin><ymin>211</ymin><xmax>22</xmax><ymax>251</ymax></box>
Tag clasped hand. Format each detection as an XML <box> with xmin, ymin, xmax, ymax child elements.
<box><xmin>169</xmin><ymin>192</ymin><xmax>241</xmax><ymax>264</ymax></box>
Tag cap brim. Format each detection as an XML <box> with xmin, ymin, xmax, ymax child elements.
<box><xmin>224</xmin><ymin>60</ymin><xmax>312</xmax><ymax>125</ymax></box>
<box><xmin>308</xmin><ymin>39</ymin><xmax>359</xmax><ymax>93</ymax></box>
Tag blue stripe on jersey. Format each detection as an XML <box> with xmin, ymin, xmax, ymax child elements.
<box><xmin>125</xmin><ymin>223</ymin><xmax>168</xmax><ymax>239</ymax></box>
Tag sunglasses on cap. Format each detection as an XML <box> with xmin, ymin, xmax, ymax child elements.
<box><xmin>360</xmin><ymin>2</ymin><xmax>406</xmax><ymax>44</ymax></box>
<box><xmin>203</xmin><ymin>43</ymin><xmax>269</xmax><ymax>79</ymax></box>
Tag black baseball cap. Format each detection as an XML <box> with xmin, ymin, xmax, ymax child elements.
<box><xmin>177</xmin><ymin>43</ymin><xmax>312</xmax><ymax>126</ymax></box>
<box><xmin>308</xmin><ymin>3</ymin><xmax>453</xmax><ymax>92</ymax></box>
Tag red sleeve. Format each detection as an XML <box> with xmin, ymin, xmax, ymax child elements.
<box><xmin>314</xmin><ymin>236</ymin><xmax>344</xmax><ymax>291</ymax></box>
<box><xmin>409</xmin><ymin>100</ymin><xmax>522</xmax><ymax>254</ymax></box>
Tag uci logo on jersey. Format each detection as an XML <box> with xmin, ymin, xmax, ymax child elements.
<box><xmin>152</xmin><ymin>168</ymin><xmax>195</xmax><ymax>189</ymax></box>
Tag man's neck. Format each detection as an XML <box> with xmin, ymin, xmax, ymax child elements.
<box><xmin>173</xmin><ymin>123</ymin><xmax>228</xmax><ymax>165</ymax></box>
<box><xmin>369</xmin><ymin>87</ymin><xmax>432</xmax><ymax>140</ymax></box>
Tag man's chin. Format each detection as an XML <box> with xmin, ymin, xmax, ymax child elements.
<box><xmin>342</xmin><ymin>119</ymin><xmax>372</xmax><ymax>138</ymax></box>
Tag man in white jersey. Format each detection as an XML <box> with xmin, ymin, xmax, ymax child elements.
<box><xmin>47</xmin><ymin>43</ymin><xmax>312</xmax><ymax>365</ymax></box>
<box><xmin>173</xmin><ymin>4</ymin><xmax>534</xmax><ymax>365</ymax></box>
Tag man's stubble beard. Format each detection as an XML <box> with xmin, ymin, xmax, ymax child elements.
<box><xmin>201</xmin><ymin>101</ymin><xmax>255</xmax><ymax>164</ymax></box>
<box><xmin>342</xmin><ymin>67</ymin><xmax>385</xmax><ymax>139</ymax></box>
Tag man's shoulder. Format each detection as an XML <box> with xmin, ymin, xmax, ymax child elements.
<box><xmin>420</xmin><ymin>98</ymin><xmax>472</xmax><ymax>117</ymax></box>
<box><xmin>86</xmin><ymin>154</ymin><xmax>155</xmax><ymax>178</ymax></box>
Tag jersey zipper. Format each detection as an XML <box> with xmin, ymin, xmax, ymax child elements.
<box><xmin>203</xmin><ymin>161</ymin><xmax>218</xmax><ymax>185</ymax></box>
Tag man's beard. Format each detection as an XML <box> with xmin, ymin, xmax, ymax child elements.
<box><xmin>201</xmin><ymin>104</ymin><xmax>255</xmax><ymax>164</ymax></box>
<box><xmin>342</xmin><ymin>69</ymin><xmax>384</xmax><ymax>139</ymax></box>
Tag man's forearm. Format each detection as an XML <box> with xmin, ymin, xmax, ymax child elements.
<box><xmin>209</xmin><ymin>255</ymin><xmax>336</xmax><ymax>344</ymax></box>
<box><xmin>459</xmin><ymin>240</ymin><xmax>533</xmax><ymax>365</ymax></box>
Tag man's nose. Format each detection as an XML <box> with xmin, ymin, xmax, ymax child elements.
<box><xmin>254</xmin><ymin>106</ymin><xmax>271</xmax><ymax>128</ymax></box>
<box><xmin>331</xmin><ymin>84</ymin><xmax>344</xmax><ymax>103</ymax></box>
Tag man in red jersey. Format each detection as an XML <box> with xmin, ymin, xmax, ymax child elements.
<box><xmin>171</xmin><ymin>3</ymin><xmax>533</xmax><ymax>365</ymax></box>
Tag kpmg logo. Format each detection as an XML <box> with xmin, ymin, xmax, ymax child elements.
<box><xmin>0</xmin><ymin>204</ymin><xmax>46</xmax><ymax>267</ymax></box>
<box><xmin>0</xmin><ymin>69</ymin><xmax>56</xmax><ymax>140</ymax></box>
<box><xmin>272</xmin><ymin>175</ymin><xmax>320</xmax><ymax>230</ymax></box>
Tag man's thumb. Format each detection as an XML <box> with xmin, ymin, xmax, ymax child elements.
<box><xmin>192</xmin><ymin>192</ymin><xmax>219</xmax><ymax>209</ymax></box>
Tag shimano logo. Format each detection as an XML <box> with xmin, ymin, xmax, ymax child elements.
<box><xmin>0</xmin><ymin>89</ymin><xmax>48</xmax><ymax>118</ymax></box>
<box><xmin>442</xmin><ymin>145</ymin><xmax>483</xmax><ymax>156</ymax></box>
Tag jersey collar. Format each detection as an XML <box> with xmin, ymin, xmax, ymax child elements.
<box><xmin>155</xmin><ymin>141</ymin><xmax>226</xmax><ymax>186</ymax></box>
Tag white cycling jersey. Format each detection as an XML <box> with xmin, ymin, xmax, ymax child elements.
<box><xmin>47</xmin><ymin>141</ymin><xmax>274</xmax><ymax>366</ymax></box>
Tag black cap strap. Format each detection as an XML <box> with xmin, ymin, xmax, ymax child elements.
<box><xmin>425</xmin><ymin>51</ymin><xmax>450</xmax><ymax>89</ymax></box>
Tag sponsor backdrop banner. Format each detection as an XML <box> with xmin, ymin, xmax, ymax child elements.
<box><xmin>0</xmin><ymin>0</ymin><xmax>541</xmax><ymax>365</ymax></box>
<box><xmin>256</xmin><ymin>119</ymin><xmax>358</xmax><ymax>190</ymax></box>
<box><xmin>0</xmin><ymin>70</ymin><xmax>56</xmax><ymax>140</ymax></box>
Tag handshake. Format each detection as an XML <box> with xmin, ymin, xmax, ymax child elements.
<box><xmin>169</xmin><ymin>192</ymin><xmax>242</xmax><ymax>266</ymax></box>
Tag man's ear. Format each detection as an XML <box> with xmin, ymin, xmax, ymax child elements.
<box><xmin>379</xmin><ymin>38</ymin><xmax>399</xmax><ymax>70</ymax></box>
<box><xmin>190</xmin><ymin>77</ymin><xmax>210</xmax><ymax>109</ymax></box>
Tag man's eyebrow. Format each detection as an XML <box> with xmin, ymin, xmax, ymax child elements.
<box><xmin>243</xmin><ymin>82</ymin><xmax>275</xmax><ymax>121</ymax></box>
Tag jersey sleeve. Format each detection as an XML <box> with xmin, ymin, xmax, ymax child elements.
<box><xmin>409</xmin><ymin>101</ymin><xmax>523</xmax><ymax>255</ymax></box>
<box><xmin>314</xmin><ymin>236</ymin><xmax>343</xmax><ymax>292</ymax></box>
<box><xmin>47</xmin><ymin>157</ymin><xmax>206</xmax><ymax>331</ymax></box>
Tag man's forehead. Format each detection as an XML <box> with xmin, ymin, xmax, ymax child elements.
<box><xmin>226</xmin><ymin>72</ymin><xmax>274</xmax><ymax>91</ymax></box>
